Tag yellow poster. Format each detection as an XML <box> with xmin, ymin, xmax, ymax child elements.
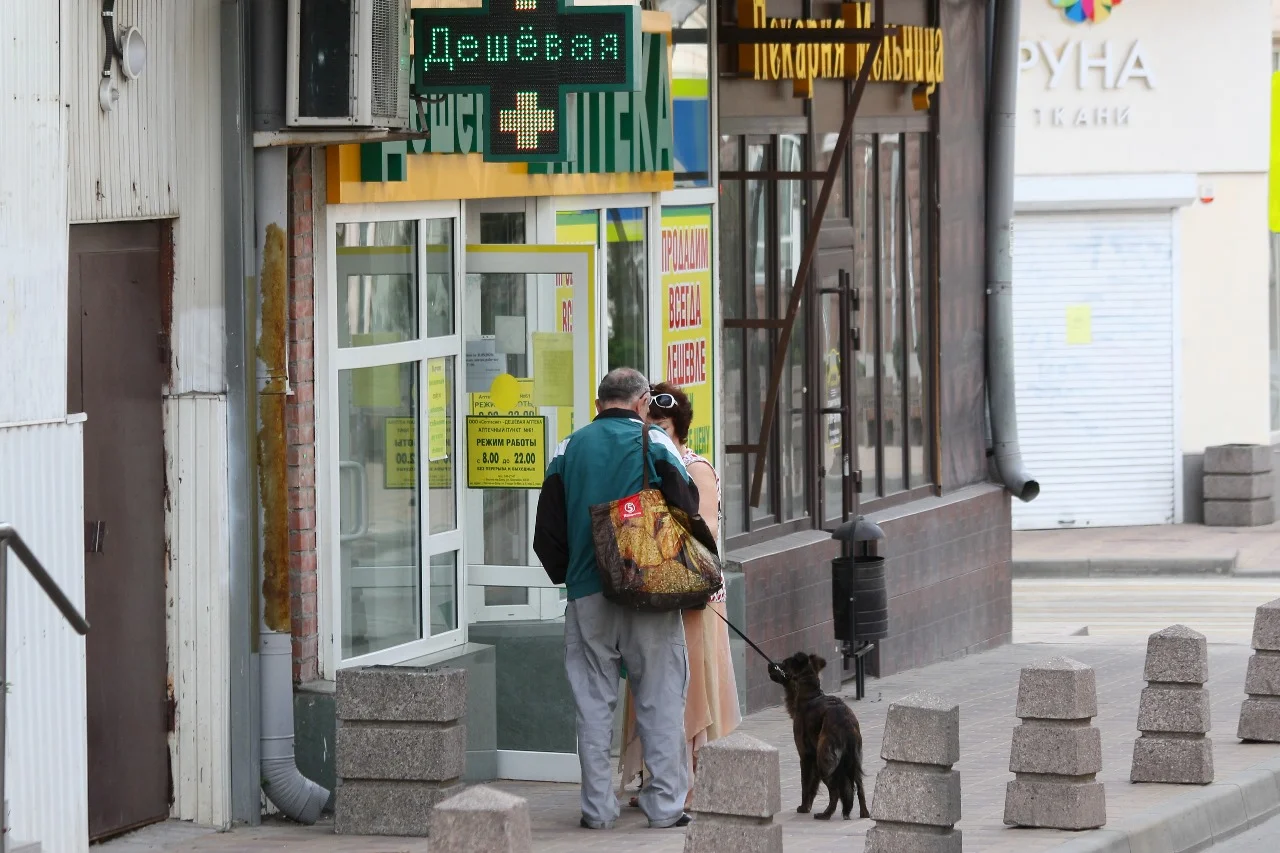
<box><xmin>1066</xmin><ymin>305</ymin><xmax>1092</xmax><ymax>345</ymax></box>
<box><xmin>555</xmin><ymin>210</ymin><xmax>597</xmax><ymax>334</ymax></box>
<box><xmin>466</xmin><ymin>416</ymin><xmax>547</xmax><ymax>489</ymax></box>
<box><xmin>384</xmin><ymin>417</ymin><xmax>416</xmax><ymax>490</ymax></box>
<box><xmin>532</xmin><ymin>333</ymin><xmax>575</xmax><ymax>408</ymax></box>
<box><xmin>471</xmin><ymin>377</ymin><xmax>538</xmax><ymax>415</ymax></box>
<box><xmin>660</xmin><ymin>206</ymin><xmax>715</xmax><ymax>464</ymax></box>
<box><xmin>427</xmin><ymin>358</ymin><xmax>449</xmax><ymax>461</ymax></box>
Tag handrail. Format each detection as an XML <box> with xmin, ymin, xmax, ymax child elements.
<box><xmin>1</xmin><ymin>523</ymin><xmax>90</xmax><ymax>841</ymax></box>
<box><xmin>0</xmin><ymin>524</ymin><xmax>91</xmax><ymax>635</ymax></box>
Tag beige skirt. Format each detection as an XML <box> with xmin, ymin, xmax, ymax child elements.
<box><xmin>617</xmin><ymin>601</ymin><xmax>742</xmax><ymax>794</ymax></box>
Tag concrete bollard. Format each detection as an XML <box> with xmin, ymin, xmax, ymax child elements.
<box><xmin>1203</xmin><ymin>445</ymin><xmax>1274</xmax><ymax>527</ymax></box>
<box><xmin>864</xmin><ymin>692</ymin><xmax>961</xmax><ymax>853</ymax></box>
<box><xmin>1004</xmin><ymin>657</ymin><xmax>1106</xmax><ymax>831</ymax></box>
<box><xmin>684</xmin><ymin>732</ymin><xmax>782</xmax><ymax>853</ymax></box>
<box><xmin>1239</xmin><ymin>598</ymin><xmax>1280</xmax><ymax>742</ymax></box>
<box><xmin>1131</xmin><ymin>625</ymin><xmax>1213</xmax><ymax>784</ymax></box>
<box><xmin>335</xmin><ymin>666</ymin><xmax>467</xmax><ymax>835</ymax></box>
<box><xmin>430</xmin><ymin>786</ymin><xmax>532</xmax><ymax>853</ymax></box>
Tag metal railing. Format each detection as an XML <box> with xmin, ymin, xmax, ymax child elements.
<box><xmin>0</xmin><ymin>524</ymin><xmax>90</xmax><ymax>842</ymax></box>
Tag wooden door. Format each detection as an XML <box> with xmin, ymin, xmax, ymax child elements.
<box><xmin>69</xmin><ymin>222</ymin><xmax>170</xmax><ymax>840</ymax></box>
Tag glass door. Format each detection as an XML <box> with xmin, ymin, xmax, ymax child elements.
<box><xmin>463</xmin><ymin>245</ymin><xmax>596</xmax><ymax>624</ymax></box>
<box><xmin>330</xmin><ymin>213</ymin><xmax>465</xmax><ymax>667</ymax></box>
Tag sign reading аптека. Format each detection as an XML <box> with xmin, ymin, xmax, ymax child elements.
<box><xmin>412</xmin><ymin>0</ymin><xmax>641</xmax><ymax>162</ymax></box>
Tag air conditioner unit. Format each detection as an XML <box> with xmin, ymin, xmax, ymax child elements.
<box><xmin>286</xmin><ymin>0</ymin><xmax>411</xmax><ymax>129</ymax></box>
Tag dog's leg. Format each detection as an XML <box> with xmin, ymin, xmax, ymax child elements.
<box><xmin>797</xmin><ymin>755</ymin><xmax>815</xmax><ymax>813</ymax></box>
<box><xmin>839</xmin><ymin>776</ymin><xmax>854</xmax><ymax>820</ymax></box>
<box><xmin>816</xmin><ymin>781</ymin><xmax>838</xmax><ymax>820</ymax></box>
<box><xmin>854</xmin><ymin>741</ymin><xmax>870</xmax><ymax>819</ymax></box>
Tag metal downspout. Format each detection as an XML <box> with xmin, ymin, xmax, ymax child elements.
<box><xmin>985</xmin><ymin>0</ymin><xmax>1039</xmax><ymax>502</ymax></box>
<box><xmin>253</xmin><ymin>146</ymin><xmax>329</xmax><ymax>824</ymax></box>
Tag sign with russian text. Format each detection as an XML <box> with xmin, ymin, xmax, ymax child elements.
<box><xmin>466</xmin><ymin>415</ymin><xmax>547</xmax><ymax>489</ymax></box>
<box><xmin>412</xmin><ymin>0</ymin><xmax>641</xmax><ymax>162</ymax></box>
<box><xmin>385</xmin><ymin>417</ymin><xmax>417</xmax><ymax>490</ymax></box>
<box><xmin>659</xmin><ymin>206</ymin><xmax>714</xmax><ymax>465</ymax></box>
<box><xmin>735</xmin><ymin>0</ymin><xmax>945</xmax><ymax>99</ymax></box>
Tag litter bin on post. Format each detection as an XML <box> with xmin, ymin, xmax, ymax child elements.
<box><xmin>831</xmin><ymin>517</ymin><xmax>886</xmax><ymax>700</ymax></box>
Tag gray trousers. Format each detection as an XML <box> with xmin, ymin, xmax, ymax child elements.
<box><xmin>564</xmin><ymin>593</ymin><xmax>689</xmax><ymax>828</ymax></box>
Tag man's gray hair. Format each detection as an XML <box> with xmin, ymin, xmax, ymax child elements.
<box><xmin>597</xmin><ymin>367</ymin><xmax>649</xmax><ymax>405</ymax></box>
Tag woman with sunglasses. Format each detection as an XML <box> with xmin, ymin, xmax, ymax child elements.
<box><xmin>617</xmin><ymin>382</ymin><xmax>741</xmax><ymax>810</ymax></box>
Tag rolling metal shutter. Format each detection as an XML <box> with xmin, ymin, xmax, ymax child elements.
<box><xmin>1011</xmin><ymin>212</ymin><xmax>1176</xmax><ymax>530</ymax></box>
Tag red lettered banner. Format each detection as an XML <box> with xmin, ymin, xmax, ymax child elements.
<box><xmin>660</xmin><ymin>206</ymin><xmax>715</xmax><ymax>465</ymax></box>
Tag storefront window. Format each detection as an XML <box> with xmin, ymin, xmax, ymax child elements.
<box><xmin>606</xmin><ymin>208</ymin><xmax>648</xmax><ymax>371</ymax></box>
<box><xmin>334</xmin><ymin>214</ymin><xmax>461</xmax><ymax>663</ymax></box>
<box><xmin>337</xmin><ymin>220</ymin><xmax>417</xmax><ymax>348</ymax></box>
<box><xmin>664</xmin><ymin>0</ymin><xmax>710</xmax><ymax>187</ymax></box>
<box><xmin>719</xmin><ymin>126</ymin><xmax>938</xmax><ymax>546</ymax></box>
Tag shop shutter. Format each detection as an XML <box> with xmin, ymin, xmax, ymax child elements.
<box><xmin>1011</xmin><ymin>212</ymin><xmax>1177</xmax><ymax>530</ymax></box>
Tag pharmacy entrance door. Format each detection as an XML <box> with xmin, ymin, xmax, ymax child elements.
<box><xmin>463</xmin><ymin>244</ymin><xmax>596</xmax><ymax>782</ymax></box>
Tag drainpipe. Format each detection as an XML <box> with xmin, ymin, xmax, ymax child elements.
<box><xmin>985</xmin><ymin>0</ymin><xmax>1040</xmax><ymax>503</ymax></box>
<box><xmin>254</xmin><ymin>145</ymin><xmax>329</xmax><ymax>823</ymax></box>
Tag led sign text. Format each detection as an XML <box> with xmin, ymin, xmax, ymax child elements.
<box><xmin>736</xmin><ymin>0</ymin><xmax>945</xmax><ymax>99</ymax></box>
<box><xmin>412</xmin><ymin>0</ymin><xmax>641</xmax><ymax>162</ymax></box>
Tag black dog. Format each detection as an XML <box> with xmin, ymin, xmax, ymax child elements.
<box><xmin>769</xmin><ymin>652</ymin><xmax>870</xmax><ymax>821</ymax></box>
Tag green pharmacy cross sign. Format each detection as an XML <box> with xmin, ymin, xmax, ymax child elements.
<box><xmin>412</xmin><ymin>0</ymin><xmax>641</xmax><ymax>163</ymax></box>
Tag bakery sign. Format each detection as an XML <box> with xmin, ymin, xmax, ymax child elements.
<box><xmin>735</xmin><ymin>0</ymin><xmax>945</xmax><ymax>99</ymax></box>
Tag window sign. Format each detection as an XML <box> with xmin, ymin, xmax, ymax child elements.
<box><xmin>412</xmin><ymin>0</ymin><xmax>642</xmax><ymax>162</ymax></box>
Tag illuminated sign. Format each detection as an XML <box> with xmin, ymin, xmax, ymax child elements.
<box><xmin>412</xmin><ymin>0</ymin><xmax>641</xmax><ymax>162</ymax></box>
<box><xmin>363</xmin><ymin>32</ymin><xmax>672</xmax><ymax>180</ymax></box>
<box><xmin>736</xmin><ymin>0</ymin><xmax>945</xmax><ymax>100</ymax></box>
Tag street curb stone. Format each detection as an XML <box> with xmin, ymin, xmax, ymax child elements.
<box><xmin>1013</xmin><ymin>558</ymin><xmax>1237</xmax><ymax>579</ymax></box>
<box><xmin>1044</xmin><ymin>756</ymin><xmax>1280</xmax><ymax>853</ymax></box>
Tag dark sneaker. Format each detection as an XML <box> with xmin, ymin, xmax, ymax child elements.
<box><xmin>651</xmin><ymin>812</ymin><xmax>692</xmax><ymax>828</ymax></box>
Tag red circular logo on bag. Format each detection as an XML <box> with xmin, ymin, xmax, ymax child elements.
<box><xmin>620</xmin><ymin>495</ymin><xmax>643</xmax><ymax>520</ymax></box>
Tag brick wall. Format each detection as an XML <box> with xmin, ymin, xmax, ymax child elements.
<box><xmin>869</xmin><ymin>485</ymin><xmax>1013</xmax><ymax>678</ymax></box>
<box><xmin>288</xmin><ymin>147</ymin><xmax>320</xmax><ymax>683</ymax></box>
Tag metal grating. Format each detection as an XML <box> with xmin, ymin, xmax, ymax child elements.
<box><xmin>370</xmin><ymin>0</ymin><xmax>401</xmax><ymax>121</ymax></box>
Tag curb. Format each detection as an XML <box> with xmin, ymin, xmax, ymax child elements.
<box><xmin>1013</xmin><ymin>557</ymin><xmax>1240</xmax><ymax>579</ymax></box>
<box><xmin>1045</xmin><ymin>756</ymin><xmax>1280</xmax><ymax>853</ymax></box>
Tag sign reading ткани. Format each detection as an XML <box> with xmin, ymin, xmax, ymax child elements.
<box><xmin>412</xmin><ymin>0</ymin><xmax>641</xmax><ymax>162</ymax></box>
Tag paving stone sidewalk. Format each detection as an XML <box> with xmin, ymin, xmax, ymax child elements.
<box><xmin>105</xmin><ymin>639</ymin><xmax>1280</xmax><ymax>853</ymax></box>
<box><xmin>1014</xmin><ymin>521</ymin><xmax>1280</xmax><ymax>575</ymax></box>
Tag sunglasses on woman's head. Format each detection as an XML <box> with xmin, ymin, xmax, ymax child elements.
<box><xmin>650</xmin><ymin>392</ymin><xmax>677</xmax><ymax>409</ymax></box>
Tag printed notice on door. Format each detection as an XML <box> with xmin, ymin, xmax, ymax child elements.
<box><xmin>385</xmin><ymin>417</ymin><xmax>417</xmax><ymax>490</ymax></box>
<box><xmin>660</xmin><ymin>206</ymin><xmax>715</xmax><ymax>464</ymax></box>
<box><xmin>466</xmin><ymin>416</ymin><xmax>546</xmax><ymax>489</ymax></box>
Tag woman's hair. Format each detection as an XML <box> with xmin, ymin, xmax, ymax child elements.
<box><xmin>648</xmin><ymin>382</ymin><xmax>694</xmax><ymax>443</ymax></box>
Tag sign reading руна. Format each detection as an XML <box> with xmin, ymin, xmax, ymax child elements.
<box><xmin>1019</xmin><ymin>38</ymin><xmax>1155</xmax><ymax>129</ymax></box>
<box><xmin>735</xmin><ymin>0</ymin><xmax>945</xmax><ymax>100</ymax></box>
<box><xmin>659</xmin><ymin>206</ymin><xmax>714</xmax><ymax>466</ymax></box>
<box><xmin>411</xmin><ymin>0</ymin><xmax>640</xmax><ymax>162</ymax></box>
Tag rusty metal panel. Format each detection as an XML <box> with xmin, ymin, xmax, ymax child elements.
<box><xmin>66</xmin><ymin>0</ymin><xmax>178</xmax><ymax>222</ymax></box>
<box><xmin>0</xmin><ymin>1</ymin><xmax>69</xmax><ymax>423</ymax></box>
<box><xmin>169</xmin><ymin>0</ymin><xmax>227</xmax><ymax>394</ymax></box>
<box><xmin>164</xmin><ymin>394</ymin><xmax>232</xmax><ymax>828</ymax></box>
<box><xmin>0</xmin><ymin>418</ymin><xmax>90</xmax><ymax>853</ymax></box>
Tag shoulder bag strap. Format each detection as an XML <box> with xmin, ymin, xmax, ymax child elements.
<box><xmin>641</xmin><ymin>421</ymin><xmax>650</xmax><ymax>491</ymax></box>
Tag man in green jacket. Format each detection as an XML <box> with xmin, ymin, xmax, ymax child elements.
<box><xmin>534</xmin><ymin>367</ymin><xmax>700</xmax><ymax>830</ymax></box>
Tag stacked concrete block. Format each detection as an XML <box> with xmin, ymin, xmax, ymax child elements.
<box><xmin>430</xmin><ymin>786</ymin><xmax>531</xmax><ymax>853</ymax></box>
<box><xmin>1203</xmin><ymin>444</ymin><xmax>1274</xmax><ymax>527</ymax></box>
<box><xmin>1239</xmin><ymin>598</ymin><xmax>1280</xmax><ymax>742</ymax></box>
<box><xmin>1004</xmin><ymin>657</ymin><xmax>1106</xmax><ymax>830</ymax></box>
<box><xmin>685</xmin><ymin>732</ymin><xmax>782</xmax><ymax>853</ymax></box>
<box><xmin>335</xmin><ymin>666</ymin><xmax>467</xmax><ymax>835</ymax></box>
<box><xmin>865</xmin><ymin>692</ymin><xmax>962</xmax><ymax>853</ymax></box>
<box><xmin>1131</xmin><ymin>625</ymin><xmax>1213</xmax><ymax>784</ymax></box>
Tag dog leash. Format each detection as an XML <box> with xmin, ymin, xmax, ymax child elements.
<box><xmin>705</xmin><ymin>603</ymin><xmax>786</xmax><ymax>682</ymax></box>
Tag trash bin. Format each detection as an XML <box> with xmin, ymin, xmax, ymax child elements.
<box><xmin>831</xmin><ymin>517</ymin><xmax>887</xmax><ymax>699</ymax></box>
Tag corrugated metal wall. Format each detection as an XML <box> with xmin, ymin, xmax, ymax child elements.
<box><xmin>0</xmin><ymin>419</ymin><xmax>90</xmax><ymax>853</ymax></box>
<box><xmin>165</xmin><ymin>395</ymin><xmax>232</xmax><ymax>828</ymax></box>
<box><xmin>67</xmin><ymin>0</ymin><xmax>178</xmax><ymax>222</ymax></box>
<box><xmin>63</xmin><ymin>0</ymin><xmax>233</xmax><ymax>828</ymax></box>
<box><xmin>0</xmin><ymin>2</ymin><xmax>69</xmax><ymax>423</ymax></box>
<box><xmin>170</xmin><ymin>0</ymin><xmax>226</xmax><ymax>394</ymax></box>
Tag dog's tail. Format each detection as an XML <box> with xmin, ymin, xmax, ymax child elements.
<box><xmin>817</xmin><ymin>729</ymin><xmax>847</xmax><ymax>780</ymax></box>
